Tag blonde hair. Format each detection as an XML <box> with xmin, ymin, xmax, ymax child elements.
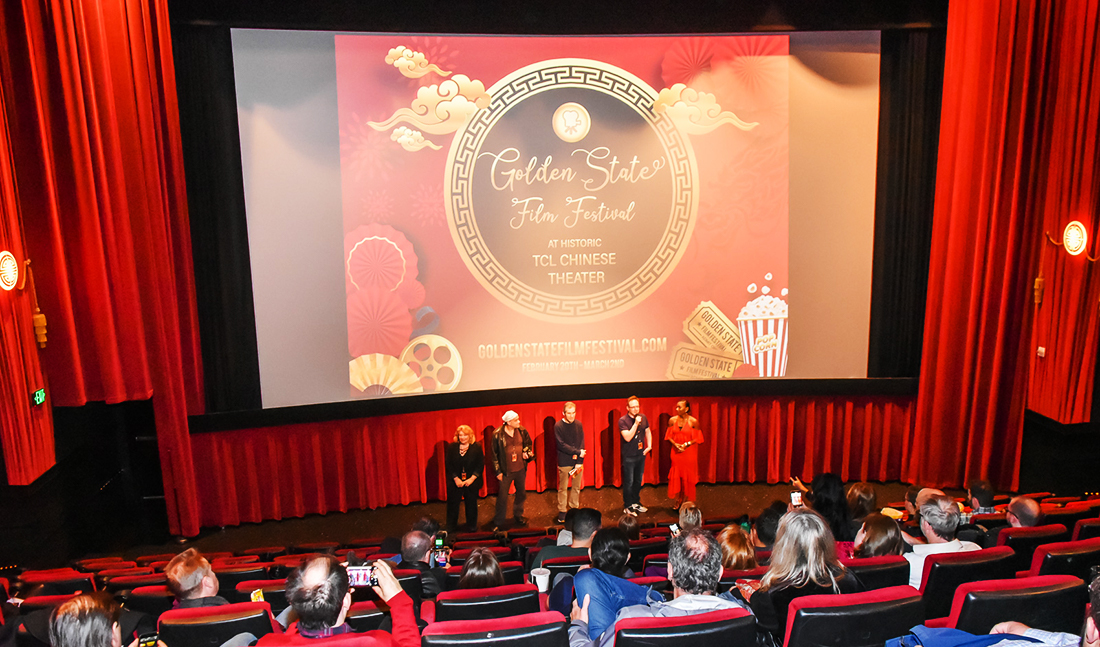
<box><xmin>679</xmin><ymin>502</ymin><xmax>702</xmax><ymax>531</ymax></box>
<box><xmin>716</xmin><ymin>524</ymin><xmax>758</xmax><ymax>570</ymax></box>
<box><xmin>760</xmin><ymin>508</ymin><xmax>846</xmax><ymax>593</ymax></box>
<box><xmin>164</xmin><ymin>548</ymin><xmax>212</xmax><ymax>599</ymax></box>
<box><xmin>454</xmin><ymin>424</ymin><xmax>475</xmax><ymax>443</ymax></box>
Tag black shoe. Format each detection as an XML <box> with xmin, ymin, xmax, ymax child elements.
<box><xmin>514</xmin><ymin>516</ymin><xmax>528</xmax><ymax>527</ymax></box>
<box><xmin>556</xmin><ymin>513</ymin><xmax>567</xmax><ymax>524</ymax></box>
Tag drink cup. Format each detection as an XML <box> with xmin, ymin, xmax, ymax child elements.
<box><xmin>531</xmin><ymin>567</ymin><xmax>551</xmax><ymax>592</ymax></box>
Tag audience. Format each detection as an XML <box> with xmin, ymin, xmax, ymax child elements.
<box><xmin>983</xmin><ymin>495</ymin><xmax>1043</xmax><ymax>547</ymax></box>
<box><xmin>716</xmin><ymin>525</ymin><xmax>758</xmax><ymax>570</ymax></box>
<box><xmin>557</xmin><ymin>508</ymin><xmax>579</xmax><ymax>546</ymax></box>
<box><xmin>751</xmin><ymin>503</ymin><xmax>785</xmax><ymax>555</ymax></box>
<box><xmin>397</xmin><ymin>530</ymin><xmax>446</xmax><ymax>598</ymax></box>
<box><xmin>792</xmin><ymin>474</ymin><xmax>856</xmax><ymax>541</ymax></box>
<box><xmin>164</xmin><ymin>548</ymin><xmax>228</xmax><ymax>607</ymax></box>
<box><xmin>968</xmin><ymin>479</ymin><xmax>998</xmax><ymax>515</ymax></box>
<box><xmin>904</xmin><ymin>493</ymin><xmax>981</xmax><ymax>588</ymax></box>
<box><xmin>846</xmin><ymin>482</ymin><xmax>878</xmax><ymax>524</ymax></box>
<box><xmin>47</xmin><ymin>593</ymin><xmax>163</xmax><ymax>647</ymax></box>
<box><xmin>852</xmin><ymin>512</ymin><xmax>905</xmax><ymax>558</ymax></box>
<box><xmin>259</xmin><ymin>555</ymin><xmax>417</xmax><ymax>646</ymax></box>
<box><xmin>739</xmin><ymin>508</ymin><xmax>864</xmax><ymax>644</ymax></box>
<box><xmin>569</xmin><ymin>528</ymin><xmax>748</xmax><ymax>647</ymax></box>
<box><xmin>904</xmin><ymin>485</ymin><xmax>922</xmax><ymax>518</ymax></box>
<box><xmin>456</xmin><ymin>547</ymin><xmax>505</xmax><ymax>589</ymax></box>
<box><xmin>571</xmin><ymin>527</ymin><xmax>662</xmax><ymax>639</ymax></box>
<box><xmin>617</xmin><ymin>513</ymin><xmax>641</xmax><ymax>541</ymax></box>
<box><xmin>533</xmin><ymin>507</ymin><xmax>600</xmax><ymax>569</ymax></box>
<box><xmin>677</xmin><ymin>502</ymin><xmax>702</xmax><ymax>533</ymax></box>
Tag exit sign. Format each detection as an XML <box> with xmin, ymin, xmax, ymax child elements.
<box><xmin>31</xmin><ymin>388</ymin><xmax>45</xmax><ymax>406</ymax></box>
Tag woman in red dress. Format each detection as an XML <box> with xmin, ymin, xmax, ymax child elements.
<box><xmin>666</xmin><ymin>400</ymin><xmax>704</xmax><ymax>510</ymax></box>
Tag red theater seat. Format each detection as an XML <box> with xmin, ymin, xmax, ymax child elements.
<box><xmin>640</xmin><ymin>526</ymin><xmax>672</xmax><ymax>538</ymax></box>
<box><xmin>291</xmin><ymin>542</ymin><xmax>339</xmax><ymax>554</ymax></box>
<box><xmin>18</xmin><ymin>571</ymin><xmax>96</xmax><ymax>597</ymax></box>
<box><xmin>919</xmin><ymin>547</ymin><xmax>1015</xmax><ymax>620</ymax></box>
<box><xmin>971</xmin><ymin>512</ymin><xmax>1008</xmax><ymax>530</ymax></box>
<box><xmin>213</xmin><ymin>555</ymin><xmax>261</xmax><ymax>567</ymax></box>
<box><xmin>127</xmin><ymin>585</ymin><xmax>176</xmax><ymax>618</ymax></box>
<box><xmin>839</xmin><ymin>555</ymin><xmax>910</xmax><ymax>590</ymax></box>
<box><xmin>345</xmin><ymin>600</ymin><xmax>387</xmax><ymax>633</ymax></box>
<box><xmin>449</xmin><ymin>545</ymin><xmax>510</xmax><ymax>566</ymax></box>
<box><xmin>159</xmin><ymin>601</ymin><xmax>281</xmax><ymax>647</ymax></box>
<box><xmin>613</xmin><ymin>607</ymin><xmax>756</xmax><ymax>647</ymax></box>
<box><xmin>627</xmin><ymin>537</ymin><xmax>669</xmax><ymax>573</ymax></box>
<box><xmin>104</xmin><ymin>573</ymin><xmax>167</xmax><ymax>594</ymax></box>
<box><xmin>924</xmin><ymin>575</ymin><xmax>1087</xmax><ymax>635</ymax></box>
<box><xmin>424</xmin><ymin>583</ymin><xmax>540</xmax><ymax>623</ymax></box>
<box><xmin>241</xmin><ymin>546</ymin><xmax>289</xmax><ymax>561</ymax></box>
<box><xmin>136</xmin><ymin>553</ymin><xmax>179</xmax><ymax>567</ymax></box>
<box><xmin>997</xmin><ymin>524</ymin><xmax>1070</xmax><ymax>572</ymax></box>
<box><xmin>214</xmin><ymin>563</ymin><xmax>276</xmax><ymax>599</ymax></box>
<box><xmin>718</xmin><ymin>566</ymin><xmax>767</xmax><ymax>588</ymax></box>
<box><xmin>421</xmin><ymin>611</ymin><xmax>568</xmax><ymax>647</ymax></box>
<box><xmin>1073</xmin><ymin>518</ymin><xmax>1100</xmax><ymax>541</ymax></box>
<box><xmin>453</xmin><ymin>540</ymin><xmax>500</xmax><ymax>550</ymax></box>
<box><xmin>508</xmin><ymin>528</ymin><xmax>550</xmax><ymax>540</ymax></box>
<box><xmin>454</xmin><ymin>531</ymin><xmax>497</xmax><ymax>543</ymax></box>
<box><xmin>1042</xmin><ymin>496</ymin><xmax>1082</xmax><ymax>506</ymax></box>
<box><xmin>444</xmin><ymin>560</ymin><xmax>525</xmax><ymax>590</ymax></box>
<box><xmin>541</xmin><ymin>555</ymin><xmax>591</xmax><ymax>581</ymax></box>
<box><xmin>1018</xmin><ymin>537</ymin><xmax>1100</xmax><ymax>580</ymax></box>
<box><xmin>235</xmin><ymin>579</ymin><xmax>289</xmax><ymax>612</ymax></box>
<box><xmin>783</xmin><ymin>585</ymin><xmax>924</xmax><ymax>647</ymax></box>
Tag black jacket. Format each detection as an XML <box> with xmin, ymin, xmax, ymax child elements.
<box><xmin>490</xmin><ymin>425</ymin><xmax>534</xmax><ymax>476</ymax></box>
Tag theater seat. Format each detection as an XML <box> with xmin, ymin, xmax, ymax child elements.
<box><xmin>214</xmin><ymin>564</ymin><xmax>276</xmax><ymax>599</ymax></box>
<box><xmin>444</xmin><ymin>561</ymin><xmax>525</xmax><ymax>590</ymax></box>
<box><xmin>454</xmin><ymin>531</ymin><xmax>497</xmax><ymax>543</ymax></box>
<box><xmin>241</xmin><ymin>546</ymin><xmax>289</xmax><ymax>561</ymax></box>
<box><xmin>718</xmin><ymin>566</ymin><xmax>767</xmax><ymax>589</ymax></box>
<box><xmin>18</xmin><ymin>571</ymin><xmax>96</xmax><ymax>597</ymax></box>
<box><xmin>126</xmin><ymin>585</ymin><xmax>176</xmax><ymax>618</ymax></box>
<box><xmin>783</xmin><ymin>585</ymin><xmax>924</xmax><ymax>647</ymax></box>
<box><xmin>453</xmin><ymin>540</ymin><xmax>500</xmax><ymax>550</ymax></box>
<box><xmin>1073</xmin><ymin>518</ymin><xmax>1100</xmax><ymax>541</ymax></box>
<box><xmin>839</xmin><ymin>556</ymin><xmax>909</xmax><ymax>591</ymax></box>
<box><xmin>158</xmin><ymin>601</ymin><xmax>281</xmax><ymax>647</ymax></box>
<box><xmin>508</xmin><ymin>528</ymin><xmax>550</xmax><ymax>540</ymax></box>
<box><xmin>213</xmin><ymin>555</ymin><xmax>262</xmax><ymax>568</ymax></box>
<box><xmin>613</xmin><ymin>607</ymin><xmax>755</xmax><ymax>647</ymax></box>
<box><xmin>426</xmin><ymin>583</ymin><xmax>540</xmax><ymax>623</ymax></box>
<box><xmin>998</xmin><ymin>524</ymin><xmax>1070</xmax><ymax>573</ymax></box>
<box><xmin>421</xmin><ymin>611</ymin><xmax>568</xmax><ymax>647</ymax></box>
<box><xmin>919</xmin><ymin>547</ymin><xmax>1015</xmax><ymax>620</ymax></box>
<box><xmin>235</xmin><ymin>579</ymin><xmax>289</xmax><ymax>613</ymax></box>
<box><xmin>1018</xmin><ymin>537</ymin><xmax>1100</xmax><ymax>580</ymax></box>
<box><xmin>541</xmin><ymin>556</ymin><xmax>591</xmax><ymax>581</ymax></box>
<box><xmin>135</xmin><ymin>553</ymin><xmax>178</xmax><ymax>567</ymax></box>
<box><xmin>345</xmin><ymin>601</ymin><xmax>387</xmax><ymax>633</ymax></box>
<box><xmin>627</xmin><ymin>538</ymin><xmax>669</xmax><ymax>574</ymax></box>
<box><xmin>641</xmin><ymin>553</ymin><xmax>669</xmax><ymax>576</ymax></box>
<box><xmin>450</xmin><ymin>546</ymin><xmax>510</xmax><ymax>567</ymax></box>
<box><xmin>971</xmin><ymin>513</ymin><xmax>1008</xmax><ymax>530</ymax></box>
<box><xmin>257</xmin><ymin>631</ymin><xmax>397</xmax><ymax>645</ymax></box>
<box><xmin>923</xmin><ymin>575</ymin><xmax>1086</xmax><ymax>635</ymax></box>
<box><xmin>106</xmin><ymin>573</ymin><xmax>168</xmax><ymax>594</ymax></box>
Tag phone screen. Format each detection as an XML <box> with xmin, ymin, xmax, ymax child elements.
<box><xmin>669</xmin><ymin>523</ymin><xmax>680</xmax><ymax>534</ymax></box>
<box><xmin>433</xmin><ymin>547</ymin><xmax>448</xmax><ymax>568</ymax></box>
<box><xmin>347</xmin><ymin>565</ymin><xmax>377</xmax><ymax>587</ymax></box>
<box><xmin>790</xmin><ymin>490</ymin><xmax>803</xmax><ymax>507</ymax></box>
<box><xmin>137</xmin><ymin>634</ymin><xmax>158</xmax><ymax>647</ymax></box>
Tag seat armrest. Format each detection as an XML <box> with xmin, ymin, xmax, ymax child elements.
<box><xmin>925</xmin><ymin>617</ymin><xmax>950</xmax><ymax>628</ymax></box>
<box><xmin>420</xmin><ymin>599</ymin><xmax>435</xmax><ymax>624</ymax></box>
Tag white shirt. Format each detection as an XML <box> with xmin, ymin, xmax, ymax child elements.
<box><xmin>904</xmin><ymin>538</ymin><xmax>982</xmax><ymax>588</ymax></box>
<box><xmin>991</xmin><ymin>628</ymin><xmax>1078</xmax><ymax>646</ymax></box>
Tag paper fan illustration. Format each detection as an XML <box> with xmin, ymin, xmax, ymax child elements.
<box><xmin>348</xmin><ymin>288</ymin><xmax>413</xmax><ymax>358</ymax></box>
<box><xmin>661</xmin><ymin>37</ymin><xmax>715</xmax><ymax>86</ymax></box>
<box><xmin>397</xmin><ymin>278</ymin><xmax>426</xmax><ymax>309</ymax></box>
<box><xmin>401</xmin><ymin>334</ymin><xmax>463</xmax><ymax>392</ymax></box>
<box><xmin>345</xmin><ymin>223</ymin><xmax>419</xmax><ymax>294</ymax></box>
<box><xmin>350</xmin><ymin>354</ymin><xmax>425</xmax><ymax>396</ymax></box>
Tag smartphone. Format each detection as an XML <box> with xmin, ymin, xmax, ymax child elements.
<box><xmin>790</xmin><ymin>490</ymin><xmax>803</xmax><ymax>507</ymax></box>
<box><xmin>137</xmin><ymin>634</ymin><xmax>158</xmax><ymax>647</ymax></box>
<box><xmin>669</xmin><ymin>523</ymin><xmax>680</xmax><ymax>534</ymax></box>
<box><xmin>347</xmin><ymin>564</ymin><xmax>378</xmax><ymax>587</ymax></box>
<box><xmin>432</xmin><ymin>537</ymin><xmax>448</xmax><ymax>568</ymax></box>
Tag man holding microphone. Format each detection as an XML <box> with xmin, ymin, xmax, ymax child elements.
<box><xmin>618</xmin><ymin>396</ymin><xmax>652</xmax><ymax>516</ymax></box>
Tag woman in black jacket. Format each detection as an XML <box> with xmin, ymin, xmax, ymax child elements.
<box><xmin>445</xmin><ymin>424</ymin><xmax>484</xmax><ymax>531</ymax></box>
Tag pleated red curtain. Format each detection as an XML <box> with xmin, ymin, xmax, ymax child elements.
<box><xmin>0</xmin><ymin>23</ymin><xmax>55</xmax><ymax>485</ymax></box>
<box><xmin>910</xmin><ymin>0</ymin><xmax>1085</xmax><ymax>491</ymax></box>
<box><xmin>190</xmin><ymin>395</ymin><xmax>915</xmax><ymax>528</ymax></box>
<box><xmin>0</xmin><ymin>0</ymin><xmax>203</xmax><ymax>533</ymax></box>
<box><xmin>1026</xmin><ymin>0</ymin><xmax>1100</xmax><ymax>424</ymax></box>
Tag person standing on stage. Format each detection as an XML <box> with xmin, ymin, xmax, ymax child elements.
<box><xmin>554</xmin><ymin>402</ymin><xmax>586</xmax><ymax>524</ymax></box>
<box><xmin>491</xmin><ymin>410</ymin><xmax>533</xmax><ymax>530</ymax></box>
<box><xmin>618</xmin><ymin>396</ymin><xmax>652</xmax><ymax>516</ymax></box>
<box><xmin>445</xmin><ymin>424</ymin><xmax>484</xmax><ymax>532</ymax></box>
<box><xmin>666</xmin><ymin>400</ymin><xmax>704</xmax><ymax>510</ymax></box>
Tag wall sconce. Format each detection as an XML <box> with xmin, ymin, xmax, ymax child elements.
<box><xmin>1037</xmin><ymin>221</ymin><xmax>1098</xmax><ymax>307</ymax></box>
<box><xmin>0</xmin><ymin>251</ymin><xmax>18</xmax><ymax>291</ymax></box>
<box><xmin>0</xmin><ymin>252</ymin><xmax>47</xmax><ymax>348</ymax></box>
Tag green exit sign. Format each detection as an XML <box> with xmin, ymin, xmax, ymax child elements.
<box><xmin>31</xmin><ymin>388</ymin><xmax>45</xmax><ymax>406</ymax></box>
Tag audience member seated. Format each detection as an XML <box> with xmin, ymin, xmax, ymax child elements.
<box><xmin>678</xmin><ymin>503</ymin><xmax>702</xmax><ymax>533</ymax></box>
<box><xmin>456</xmin><ymin>548</ymin><xmax>504</xmax><ymax>590</ymax></box>
<box><xmin>617</xmin><ymin>514</ymin><xmax>640</xmax><ymax>541</ymax></box>
<box><xmin>751</xmin><ymin>503</ymin><xmax>785</xmax><ymax>559</ymax></box>
<box><xmin>791</xmin><ymin>474</ymin><xmax>856</xmax><ymax>541</ymax></box>
<box><xmin>846</xmin><ymin>482</ymin><xmax>878</xmax><ymax>527</ymax></box>
<box><xmin>533</xmin><ymin>508</ymin><xmax>601</xmax><ymax>570</ymax></box>
<box><xmin>397</xmin><ymin>530</ymin><xmax>446</xmax><ymax>599</ymax></box>
<box><xmin>381</xmin><ymin>516</ymin><xmax>440</xmax><ymax>555</ymax></box>
<box><xmin>887</xmin><ymin>577</ymin><xmax>1100</xmax><ymax>647</ymax></box>
<box><xmin>904</xmin><ymin>493</ymin><xmax>981</xmax><ymax>588</ymax></box>
<box><xmin>716</xmin><ymin>525</ymin><xmax>757</xmax><ymax>570</ymax></box>
<box><xmin>983</xmin><ymin>496</ymin><xmax>1043</xmax><ymax>548</ymax></box>
<box><xmin>571</xmin><ymin>527</ymin><xmax>662</xmax><ymax>640</ymax></box>
<box><xmin>852</xmin><ymin>513</ymin><xmax>905</xmax><ymax>558</ymax></box>
<box><xmin>49</xmin><ymin>593</ymin><xmax>166</xmax><ymax>647</ymax></box>
<box><xmin>968</xmin><ymin>479</ymin><xmax>998</xmax><ymax>515</ymax></box>
<box><xmin>165</xmin><ymin>548</ymin><xmax>229</xmax><ymax>608</ymax></box>
<box><xmin>557</xmin><ymin>509</ymin><xmax>579</xmax><ymax>546</ymax></box>
<box><xmin>738</xmin><ymin>508</ymin><xmax>864</xmax><ymax>644</ymax></box>
<box><xmin>259</xmin><ymin>555</ymin><xmax>417</xmax><ymax>646</ymax></box>
<box><xmin>568</xmin><ymin>528</ymin><xmax>748</xmax><ymax>647</ymax></box>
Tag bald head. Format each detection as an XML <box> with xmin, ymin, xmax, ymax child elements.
<box><xmin>915</xmin><ymin>488</ymin><xmax>946</xmax><ymax>510</ymax></box>
<box><xmin>286</xmin><ymin>555</ymin><xmax>350</xmax><ymax>631</ymax></box>
<box><xmin>1007</xmin><ymin>496</ymin><xmax>1042</xmax><ymax>528</ymax></box>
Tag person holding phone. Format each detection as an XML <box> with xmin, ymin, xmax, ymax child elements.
<box><xmin>618</xmin><ymin>396</ymin><xmax>652</xmax><ymax>516</ymax></box>
<box><xmin>445</xmin><ymin>424</ymin><xmax>484</xmax><ymax>532</ymax></box>
<box><xmin>665</xmin><ymin>400</ymin><xmax>703</xmax><ymax>511</ymax></box>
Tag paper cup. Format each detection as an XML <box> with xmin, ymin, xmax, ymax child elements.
<box><xmin>737</xmin><ymin>316</ymin><xmax>788</xmax><ymax>377</ymax></box>
<box><xmin>531</xmin><ymin>567</ymin><xmax>551</xmax><ymax>592</ymax></box>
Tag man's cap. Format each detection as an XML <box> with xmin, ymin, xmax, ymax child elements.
<box><xmin>502</xmin><ymin>410</ymin><xmax>519</xmax><ymax>423</ymax></box>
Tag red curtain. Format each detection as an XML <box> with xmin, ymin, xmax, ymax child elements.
<box><xmin>0</xmin><ymin>0</ymin><xmax>203</xmax><ymax>533</ymax></box>
<box><xmin>910</xmin><ymin>0</ymin><xmax>1076</xmax><ymax>491</ymax></box>
<box><xmin>1027</xmin><ymin>1</ymin><xmax>1100</xmax><ymax>424</ymax></box>
<box><xmin>190</xmin><ymin>395</ymin><xmax>915</xmax><ymax>527</ymax></box>
<box><xmin>0</xmin><ymin>17</ymin><xmax>55</xmax><ymax>485</ymax></box>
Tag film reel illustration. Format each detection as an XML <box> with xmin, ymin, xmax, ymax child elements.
<box><xmin>350</xmin><ymin>354</ymin><xmax>425</xmax><ymax>397</ymax></box>
<box><xmin>400</xmin><ymin>334</ymin><xmax>463</xmax><ymax>392</ymax></box>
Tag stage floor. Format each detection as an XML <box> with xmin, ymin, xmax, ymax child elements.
<box><xmin>108</xmin><ymin>480</ymin><xmax>949</xmax><ymax>560</ymax></box>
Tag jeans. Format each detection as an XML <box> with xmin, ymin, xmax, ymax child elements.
<box><xmin>573</xmin><ymin>568</ymin><xmax>661</xmax><ymax>640</ymax></box>
<box><xmin>621</xmin><ymin>456</ymin><xmax>645</xmax><ymax>508</ymax></box>
<box><xmin>495</xmin><ymin>467</ymin><xmax>526</xmax><ymax>525</ymax></box>
<box><xmin>557</xmin><ymin>464</ymin><xmax>583</xmax><ymax>512</ymax></box>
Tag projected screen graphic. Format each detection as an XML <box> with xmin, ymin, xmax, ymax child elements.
<box><xmin>335</xmin><ymin>35</ymin><xmax>789</xmax><ymax>398</ymax></box>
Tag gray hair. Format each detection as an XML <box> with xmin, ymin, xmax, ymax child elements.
<box><xmin>668</xmin><ymin>528</ymin><xmax>722</xmax><ymax>595</ymax></box>
<box><xmin>919</xmin><ymin>494</ymin><xmax>961</xmax><ymax>540</ymax></box>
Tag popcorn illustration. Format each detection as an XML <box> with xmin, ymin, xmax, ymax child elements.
<box><xmin>737</xmin><ymin>293</ymin><xmax>788</xmax><ymax>377</ymax></box>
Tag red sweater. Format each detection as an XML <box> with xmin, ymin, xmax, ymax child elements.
<box><xmin>256</xmin><ymin>591</ymin><xmax>419</xmax><ymax>647</ymax></box>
